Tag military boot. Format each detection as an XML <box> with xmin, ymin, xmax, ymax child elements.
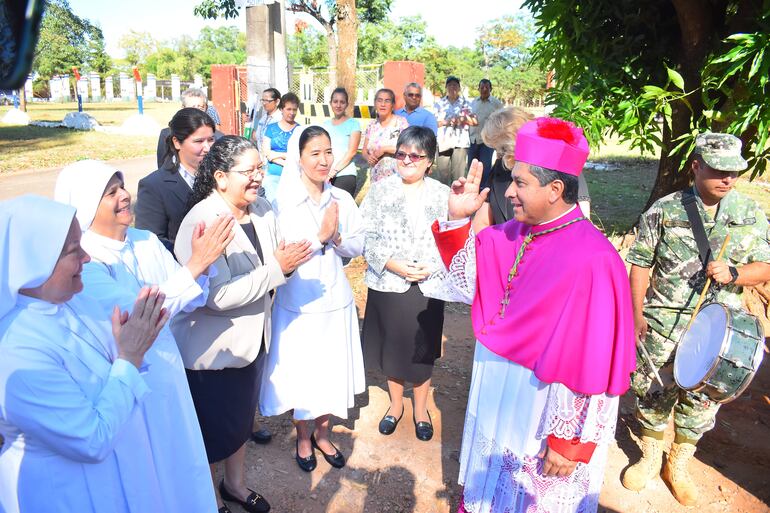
<box><xmin>662</xmin><ymin>442</ymin><xmax>699</xmax><ymax>506</ymax></box>
<box><xmin>622</xmin><ymin>435</ymin><xmax>664</xmax><ymax>491</ymax></box>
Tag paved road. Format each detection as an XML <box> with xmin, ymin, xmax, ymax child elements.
<box><xmin>0</xmin><ymin>155</ymin><xmax>156</xmax><ymax>201</ymax></box>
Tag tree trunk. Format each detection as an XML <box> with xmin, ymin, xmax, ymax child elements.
<box><xmin>19</xmin><ymin>87</ymin><xmax>27</xmax><ymax>112</ymax></box>
<box><xmin>335</xmin><ymin>0</ymin><xmax>357</xmax><ymax>116</ymax></box>
<box><xmin>642</xmin><ymin>0</ymin><xmax>717</xmax><ymax>210</ymax></box>
<box><xmin>644</xmin><ymin>103</ymin><xmax>694</xmax><ymax>211</ymax></box>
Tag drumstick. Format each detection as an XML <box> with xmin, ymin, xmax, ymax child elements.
<box><xmin>637</xmin><ymin>339</ymin><xmax>664</xmax><ymax>387</ymax></box>
<box><xmin>686</xmin><ymin>234</ymin><xmax>731</xmax><ymax>331</ymax></box>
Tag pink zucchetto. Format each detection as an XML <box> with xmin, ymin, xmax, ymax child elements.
<box><xmin>513</xmin><ymin>117</ymin><xmax>589</xmax><ymax>176</ymax></box>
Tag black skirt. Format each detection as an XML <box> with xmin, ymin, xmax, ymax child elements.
<box><xmin>362</xmin><ymin>284</ymin><xmax>445</xmax><ymax>383</ymax></box>
<box><xmin>186</xmin><ymin>351</ymin><xmax>263</xmax><ymax>463</ymax></box>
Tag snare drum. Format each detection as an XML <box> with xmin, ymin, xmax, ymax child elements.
<box><xmin>674</xmin><ymin>302</ymin><xmax>765</xmax><ymax>403</ymax></box>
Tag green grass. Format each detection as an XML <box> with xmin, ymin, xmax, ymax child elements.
<box><xmin>0</xmin><ymin>101</ymin><xmax>179</xmax><ymax>126</ymax></box>
<box><xmin>584</xmin><ymin>157</ymin><xmax>659</xmax><ymax>235</ymax></box>
<box><xmin>0</xmin><ymin>102</ymin><xmax>180</xmax><ymax>173</ymax></box>
<box><xmin>735</xmin><ymin>178</ymin><xmax>770</xmax><ymax>216</ymax></box>
<box><xmin>0</xmin><ymin>125</ymin><xmax>156</xmax><ymax>173</ymax></box>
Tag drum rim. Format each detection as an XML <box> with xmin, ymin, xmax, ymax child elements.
<box><xmin>724</xmin><ymin>315</ymin><xmax>766</xmax><ymax>403</ymax></box>
<box><xmin>674</xmin><ymin>302</ymin><xmax>730</xmax><ymax>391</ymax></box>
<box><xmin>675</xmin><ymin>302</ymin><xmax>766</xmax><ymax>403</ymax></box>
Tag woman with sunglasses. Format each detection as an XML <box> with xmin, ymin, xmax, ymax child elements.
<box><xmin>360</xmin><ymin>126</ymin><xmax>450</xmax><ymax>441</ymax></box>
<box><xmin>361</xmin><ymin>88</ymin><xmax>409</xmax><ymax>184</ymax></box>
<box><xmin>173</xmin><ymin>136</ymin><xmax>312</xmax><ymax>513</ymax></box>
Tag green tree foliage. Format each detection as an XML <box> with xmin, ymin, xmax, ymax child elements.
<box><xmin>197</xmin><ymin>26</ymin><xmax>246</xmax><ymax>66</ymax></box>
<box><xmin>331</xmin><ymin>14</ymin><xmax>545</xmax><ymax>103</ymax></box>
<box><xmin>524</xmin><ymin>0</ymin><xmax>770</xmax><ymax>207</ymax></box>
<box><xmin>118</xmin><ymin>30</ymin><xmax>157</xmax><ymax>67</ymax></box>
<box><xmin>87</xmin><ymin>27</ymin><xmax>112</xmax><ymax>74</ymax></box>
<box><xmin>131</xmin><ymin>27</ymin><xmax>246</xmax><ymax>81</ymax></box>
<box><xmin>32</xmin><ymin>0</ymin><xmax>111</xmax><ymax>79</ymax></box>
<box><xmin>288</xmin><ymin>25</ymin><xmax>329</xmax><ymax>68</ymax></box>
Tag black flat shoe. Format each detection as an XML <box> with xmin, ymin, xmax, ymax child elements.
<box><xmin>378</xmin><ymin>405</ymin><xmax>404</xmax><ymax>435</ymax></box>
<box><xmin>218</xmin><ymin>506</ymin><xmax>232</xmax><ymax>513</ymax></box>
<box><xmin>251</xmin><ymin>428</ymin><xmax>272</xmax><ymax>445</ymax></box>
<box><xmin>295</xmin><ymin>438</ymin><xmax>317</xmax><ymax>472</ymax></box>
<box><xmin>311</xmin><ymin>434</ymin><xmax>346</xmax><ymax>468</ymax></box>
<box><xmin>218</xmin><ymin>480</ymin><xmax>270</xmax><ymax>513</ymax></box>
<box><xmin>414</xmin><ymin>410</ymin><xmax>433</xmax><ymax>441</ymax></box>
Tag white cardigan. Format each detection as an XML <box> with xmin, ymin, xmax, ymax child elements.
<box><xmin>360</xmin><ymin>173</ymin><xmax>451</xmax><ymax>297</ymax></box>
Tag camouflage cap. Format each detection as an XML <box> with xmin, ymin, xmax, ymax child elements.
<box><xmin>694</xmin><ymin>132</ymin><xmax>748</xmax><ymax>172</ymax></box>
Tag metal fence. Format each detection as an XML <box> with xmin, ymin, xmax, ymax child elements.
<box><xmin>290</xmin><ymin>64</ymin><xmax>382</xmax><ymax>105</ymax></box>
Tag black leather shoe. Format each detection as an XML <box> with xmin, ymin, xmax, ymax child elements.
<box><xmin>219</xmin><ymin>480</ymin><xmax>270</xmax><ymax>513</ymax></box>
<box><xmin>295</xmin><ymin>438</ymin><xmax>317</xmax><ymax>472</ymax></box>
<box><xmin>414</xmin><ymin>410</ymin><xmax>433</xmax><ymax>441</ymax></box>
<box><xmin>378</xmin><ymin>405</ymin><xmax>404</xmax><ymax>435</ymax></box>
<box><xmin>311</xmin><ymin>434</ymin><xmax>346</xmax><ymax>468</ymax></box>
<box><xmin>218</xmin><ymin>506</ymin><xmax>232</xmax><ymax>513</ymax></box>
<box><xmin>250</xmin><ymin>428</ymin><xmax>272</xmax><ymax>445</ymax></box>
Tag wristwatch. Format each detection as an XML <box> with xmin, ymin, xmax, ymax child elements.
<box><xmin>728</xmin><ymin>266</ymin><xmax>739</xmax><ymax>284</ymax></box>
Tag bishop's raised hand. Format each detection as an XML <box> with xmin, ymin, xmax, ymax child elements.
<box><xmin>448</xmin><ymin>159</ymin><xmax>490</xmax><ymax>220</ymax></box>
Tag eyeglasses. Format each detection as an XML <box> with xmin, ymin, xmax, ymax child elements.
<box><xmin>261</xmin><ymin>98</ymin><xmax>277</xmax><ymax>103</ymax></box>
<box><xmin>375</xmin><ymin>97</ymin><xmax>394</xmax><ymax>104</ymax></box>
<box><xmin>229</xmin><ymin>162</ymin><xmax>266</xmax><ymax>177</ymax></box>
<box><xmin>394</xmin><ymin>151</ymin><xmax>429</xmax><ymax>163</ymax></box>
<box><xmin>405</xmin><ymin>93</ymin><xmax>422</xmax><ymax>98</ymax></box>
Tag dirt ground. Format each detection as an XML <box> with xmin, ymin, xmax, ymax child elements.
<box><xmin>225</xmin><ymin>258</ymin><xmax>770</xmax><ymax>513</ymax></box>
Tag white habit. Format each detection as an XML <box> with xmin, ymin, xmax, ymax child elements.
<box><xmin>260</xmin><ymin>184</ymin><xmax>366</xmax><ymax>420</ymax></box>
<box><xmin>76</xmin><ymin>227</ymin><xmax>217</xmax><ymax>513</ymax></box>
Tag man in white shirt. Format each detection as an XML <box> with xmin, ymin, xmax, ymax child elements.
<box><xmin>433</xmin><ymin>76</ymin><xmax>478</xmax><ymax>186</ymax></box>
<box><xmin>469</xmin><ymin>79</ymin><xmax>503</xmax><ymax>188</ymax></box>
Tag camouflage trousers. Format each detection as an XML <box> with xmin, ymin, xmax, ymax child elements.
<box><xmin>630</xmin><ymin>328</ymin><xmax>721</xmax><ymax>441</ymax></box>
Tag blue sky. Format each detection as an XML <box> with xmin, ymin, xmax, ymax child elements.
<box><xmin>68</xmin><ymin>0</ymin><xmax>524</xmax><ymax>58</ymax></box>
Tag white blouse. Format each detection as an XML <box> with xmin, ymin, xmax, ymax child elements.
<box><xmin>274</xmin><ymin>184</ymin><xmax>364</xmax><ymax>313</ymax></box>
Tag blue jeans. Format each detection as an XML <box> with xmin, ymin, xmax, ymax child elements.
<box><xmin>468</xmin><ymin>143</ymin><xmax>496</xmax><ymax>189</ymax></box>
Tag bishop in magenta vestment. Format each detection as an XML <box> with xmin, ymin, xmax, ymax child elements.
<box><xmin>432</xmin><ymin>117</ymin><xmax>636</xmax><ymax>513</ymax></box>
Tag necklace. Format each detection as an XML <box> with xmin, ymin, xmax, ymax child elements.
<box><xmin>498</xmin><ymin>216</ymin><xmax>587</xmax><ymax>318</ymax></box>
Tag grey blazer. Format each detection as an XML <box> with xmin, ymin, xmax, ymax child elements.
<box><xmin>171</xmin><ymin>192</ymin><xmax>286</xmax><ymax>370</ymax></box>
<box><xmin>360</xmin><ymin>173</ymin><xmax>450</xmax><ymax>295</ymax></box>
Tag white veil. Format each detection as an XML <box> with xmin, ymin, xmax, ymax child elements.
<box><xmin>0</xmin><ymin>195</ymin><xmax>76</xmax><ymax>321</ymax></box>
<box><xmin>272</xmin><ymin>125</ymin><xmax>310</xmax><ymax>215</ymax></box>
<box><xmin>54</xmin><ymin>160</ymin><xmax>125</xmax><ymax>232</ymax></box>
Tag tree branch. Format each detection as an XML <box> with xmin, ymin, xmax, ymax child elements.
<box><xmin>288</xmin><ymin>0</ymin><xmax>334</xmax><ymax>31</ymax></box>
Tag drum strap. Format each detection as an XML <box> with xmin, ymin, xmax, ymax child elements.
<box><xmin>681</xmin><ymin>189</ymin><xmax>712</xmax><ymax>268</ymax></box>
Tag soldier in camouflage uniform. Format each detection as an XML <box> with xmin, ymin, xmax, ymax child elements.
<box><xmin>622</xmin><ymin>133</ymin><xmax>770</xmax><ymax>505</ymax></box>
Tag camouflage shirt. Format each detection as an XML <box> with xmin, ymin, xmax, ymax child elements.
<box><xmin>626</xmin><ymin>187</ymin><xmax>770</xmax><ymax>342</ymax></box>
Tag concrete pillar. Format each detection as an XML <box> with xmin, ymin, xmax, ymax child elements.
<box><xmin>77</xmin><ymin>77</ymin><xmax>89</xmax><ymax>101</ymax></box>
<box><xmin>119</xmin><ymin>72</ymin><xmax>132</xmax><ymax>100</ymax></box>
<box><xmin>89</xmin><ymin>73</ymin><xmax>101</xmax><ymax>101</ymax></box>
<box><xmin>49</xmin><ymin>76</ymin><xmax>60</xmax><ymax>101</ymax></box>
<box><xmin>60</xmin><ymin>75</ymin><xmax>72</xmax><ymax>101</ymax></box>
<box><xmin>246</xmin><ymin>0</ymin><xmax>288</xmax><ymax>104</ymax></box>
<box><xmin>145</xmin><ymin>74</ymin><xmax>157</xmax><ymax>100</ymax></box>
<box><xmin>105</xmin><ymin>76</ymin><xmax>114</xmax><ymax>101</ymax></box>
<box><xmin>24</xmin><ymin>77</ymin><xmax>33</xmax><ymax>100</ymax></box>
<box><xmin>171</xmin><ymin>75</ymin><xmax>181</xmax><ymax>101</ymax></box>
